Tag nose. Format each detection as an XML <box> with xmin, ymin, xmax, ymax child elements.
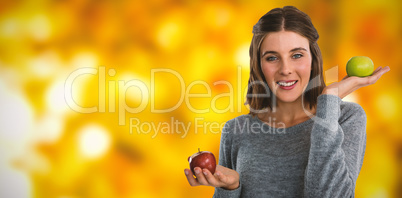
<box><xmin>279</xmin><ymin>59</ymin><xmax>293</xmax><ymax>75</ymax></box>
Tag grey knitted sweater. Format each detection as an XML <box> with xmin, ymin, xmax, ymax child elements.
<box><xmin>213</xmin><ymin>94</ymin><xmax>366</xmax><ymax>197</ymax></box>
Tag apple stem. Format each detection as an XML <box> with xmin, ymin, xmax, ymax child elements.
<box><xmin>198</xmin><ymin>148</ymin><xmax>200</xmax><ymax>153</ymax></box>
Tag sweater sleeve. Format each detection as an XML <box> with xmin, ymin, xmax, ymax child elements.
<box><xmin>213</xmin><ymin>121</ymin><xmax>242</xmax><ymax>198</ymax></box>
<box><xmin>304</xmin><ymin>94</ymin><xmax>367</xmax><ymax>197</ymax></box>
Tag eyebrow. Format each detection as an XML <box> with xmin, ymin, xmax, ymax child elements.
<box><xmin>261</xmin><ymin>47</ymin><xmax>308</xmax><ymax>58</ymax></box>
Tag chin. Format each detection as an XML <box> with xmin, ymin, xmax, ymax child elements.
<box><xmin>274</xmin><ymin>92</ymin><xmax>302</xmax><ymax>104</ymax></box>
<box><xmin>277</xmin><ymin>97</ymin><xmax>300</xmax><ymax>104</ymax></box>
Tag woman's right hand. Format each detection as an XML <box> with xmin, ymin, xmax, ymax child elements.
<box><xmin>184</xmin><ymin>165</ymin><xmax>240</xmax><ymax>190</ymax></box>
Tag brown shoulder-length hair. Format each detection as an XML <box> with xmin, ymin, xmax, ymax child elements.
<box><xmin>246</xmin><ymin>6</ymin><xmax>326</xmax><ymax>115</ymax></box>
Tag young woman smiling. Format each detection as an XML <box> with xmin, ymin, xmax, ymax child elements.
<box><xmin>184</xmin><ymin>6</ymin><xmax>390</xmax><ymax>197</ymax></box>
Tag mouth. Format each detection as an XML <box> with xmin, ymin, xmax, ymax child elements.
<box><xmin>276</xmin><ymin>80</ymin><xmax>298</xmax><ymax>90</ymax></box>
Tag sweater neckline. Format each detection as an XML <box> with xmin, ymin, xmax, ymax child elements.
<box><xmin>248</xmin><ymin>114</ymin><xmax>314</xmax><ymax>135</ymax></box>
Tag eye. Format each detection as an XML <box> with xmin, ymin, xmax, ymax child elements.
<box><xmin>292</xmin><ymin>53</ymin><xmax>303</xmax><ymax>59</ymax></box>
<box><xmin>266</xmin><ymin>56</ymin><xmax>278</xmax><ymax>62</ymax></box>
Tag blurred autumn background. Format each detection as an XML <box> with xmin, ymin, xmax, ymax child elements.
<box><xmin>0</xmin><ymin>0</ymin><xmax>401</xmax><ymax>197</ymax></box>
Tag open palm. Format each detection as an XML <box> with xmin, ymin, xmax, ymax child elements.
<box><xmin>322</xmin><ymin>66</ymin><xmax>390</xmax><ymax>98</ymax></box>
<box><xmin>184</xmin><ymin>165</ymin><xmax>240</xmax><ymax>190</ymax></box>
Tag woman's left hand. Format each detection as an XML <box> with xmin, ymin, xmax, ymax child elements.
<box><xmin>321</xmin><ymin>66</ymin><xmax>390</xmax><ymax>99</ymax></box>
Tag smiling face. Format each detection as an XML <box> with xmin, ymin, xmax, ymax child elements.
<box><xmin>260</xmin><ymin>30</ymin><xmax>312</xmax><ymax>105</ymax></box>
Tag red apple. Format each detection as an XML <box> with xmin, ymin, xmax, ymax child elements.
<box><xmin>188</xmin><ymin>148</ymin><xmax>216</xmax><ymax>176</ymax></box>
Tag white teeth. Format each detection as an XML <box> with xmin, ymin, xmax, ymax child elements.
<box><xmin>277</xmin><ymin>81</ymin><xmax>297</xmax><ymax>87</ymax></box>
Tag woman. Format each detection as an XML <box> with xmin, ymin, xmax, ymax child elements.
<box><xmin>184</xmin><ymin>6</ymin><xmax>390</xmax><ymax>197</ymax></box>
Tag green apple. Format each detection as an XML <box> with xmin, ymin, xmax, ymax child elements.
<box><xmin>346</xmin><ymin>56</ymin><xmax>374</xmax><ymax>77</ymax></box>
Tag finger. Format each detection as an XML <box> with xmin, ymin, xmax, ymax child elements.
<box><xmin>373</xmin><ymin>66</ymin><xmax>382</xmax><ymax>74</ymax></box>
<box><xmin>215</xmin><ymin>170</ymin><xmax>229</xmax><ymax>184</ymax></box>
<box><xmin>184</xmin><ymin>169</ymin><xmax>200</xmax><ymax>186</ymax></box>
<box><xmin>382</xmin><ymin>66</ymin><xmax>391</xmax><ymax>73</ymax></box>
<box><xmin>202</xmin><ymin>169</ymin><xmax>220</xmax><ymax>187</ymax></box>
<box><xmin>357</xmin><ymin>74</ymin><xmax>378</xmax><ymax>86</ymax></box>
<box><xmin>367</xmin><ymin>67</ymin><xmax>390</xmax><ymax>84</ymax></box>
<box><xmin>379</xmin><ymin>66</ymin><xmax>391</xmax><ymax>77</ymax></box>
<box><xmin>194</xmin><ymin>167</ymin><xmax>209</xmax><ymax>185</ymax></box>
<box><xmin>371</xmin><ymin>66</ymin><xmax>389</xmax><ymax>77</ymax></box>
<box><xmin>352</xmin><ymin>66</ymin><xmax>387</xmax><ymax>86</ymax></box>
<box><xmin>342</xmin><ymin>75</ymin><xmax>349</xmax><ymax>80</ymax></box>
<box><xmin>369</xmin><ymin>67</ymin><xmax>382</xmax><ymax>78</ymax></box>
<box><xmin>216</xmin><ymin>171</ymin><xmax>240</xmax><ymax>190</ymax></box>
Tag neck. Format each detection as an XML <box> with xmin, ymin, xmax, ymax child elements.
<box><xmin>258</xmin><ymin>97</ymin><xmax>316</xmax><ymax>128</ymax></box>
